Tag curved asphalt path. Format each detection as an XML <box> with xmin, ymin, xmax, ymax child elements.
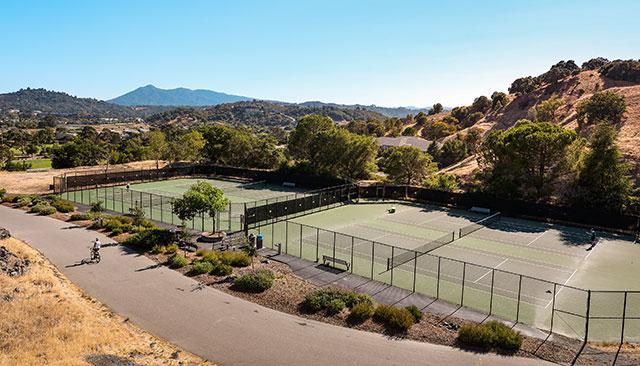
<box><xmin>0</xmin><ymin>205</ymin><xmax>551</xmax><ymax>366</ymax></box>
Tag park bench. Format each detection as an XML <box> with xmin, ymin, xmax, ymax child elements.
<box><xmin>322</xmin><ymin>255</ymin><xmax>350</xmax><ymax>271</ymax></box>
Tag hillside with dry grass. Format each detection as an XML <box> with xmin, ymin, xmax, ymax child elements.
<box><xmin>0</xmin><ymin>237</ymin><xmax>214</xmax><ymax>366</ymax></box>
<box><xmin>443</xmin><ymin>63</ymin><xmax>640</xmax><ymax>183</ymax></box>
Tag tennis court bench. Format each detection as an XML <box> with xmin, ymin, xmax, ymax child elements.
<box><xmin>322</xmin><ymin>255</ymin><xmax>350</xmax><ymax>271</ymax></box>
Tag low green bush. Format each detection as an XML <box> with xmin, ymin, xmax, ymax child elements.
<box><xmin>405</xmin><ymin>304</ymin><xmax>423</xmax><ymax>323</ymax></box>
<box><xmin>150</xmin><ymin>245</ymin><xmax>167</xmax><ymax>254</ymax></box>
<box><xmin>301</xmin><ymin>288</ymin><xmax>370</xmax><ymax>313</ymax></box>
<box><xmin>70</xmin><ymin>212</ymin><xmax>93</xmax><ymax>221</ymax></box>
<box><xmin>233</xmin><ymin>269</ymin><xmax>274</xmax><ymax>293</ymax></box>
<box><xmin>201</xmin><ymin>251</ymin><xmax>221</xmax><ymax>265</ymax></box>
<box><xmin>190</xmin><ymin>260</ymin><xmax>214</xmax><ymax>275</ymax></box>
<box><xmin>164</xmin><ymin>243</ymin><xmax>179</xmax><ymax>254</ymax></box>
<box><xmin>40</xmin><ymin>206</ymin><xmax>57</xmax><ymax>215</ymax></box>
<box><xmin>30</xmin><ymin>203</ymin><xmax>50</xmax><ymax>214</ymax></box>
<box><xmin>348</xmin><ymin>300</ymin><xmax>375</xmax><ymax>323</ymax></box>
<box><xmin>16</xmin><ymin>196</ymin><xmax>33</xmax><ymax>207</ymax></box>
<box><xmin>113</xmin><ymin>216</ymin><xmax>133</xmax><ymax>225</ymax></box>
<box><xmin>0</xmin><ymin>188</ymin><xmax>6</xmax><ymax>201</ymax></box>
<box><xmin>110</xmin><ymin>227</ymin><xmax>124</xmax><ymax>236</ymax></box>
<box><xmin>169</xmin><ymin>253</ymin><xmax>189</xmax><ymax>268</ymax></box>
<box><xmin>51</xmin><ymin>199</ymin><xmax>75</xmax><ymax>213</ymax></box>
<box><xmin>373</xmin><ymin>304</ymin><xmax>414</xmax><ymax>332</ymax></box>
<box><xmin>89</xmin><ymin>218</ymin><xmax>106</xmax><ymax>230</ymax></box>
<box><xmin>326</xmin><ymin>299</ymin><xmax>346</xmax><ymax>315</ymax></box>
<box><xmin>104</xmin><ymin>220</ymin><xmax>122</xmax><ymax>232</ymax></box>
<box><xmin>457</xmin><ymin>321</ymin><xmax>523</xmax><ymax>352</ymax></box>
<box><xmin>120</xmin><ymin>223</ymin><xmax>134</xmax><ymax>233</ymax></box>
<box><xmin>220</xmin><ymin>251</ymin><xmax>251</xmax><ymax>267</ymax></box>
<box><xmin>195</xmin><ymin>249</ymin><xmax>210</xmax><ymax>257</ymax></box>
<box><xmin>90</xmin><ymin>201</ymin><xmax>104</xmax><ymax>213</ymax></box>
<box><xmin>123</xmin><ymin>228</ymin><xmax>175</xmax><ymax>251</ymax></box>
<box><xmin>210</xmin><ymin>262</ymin><xmax>233</xmax><ymax>276</ymax></box>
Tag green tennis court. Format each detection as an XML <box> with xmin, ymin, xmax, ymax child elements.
<box><xmin>250</xmin><ymin>201</ymin><xmax>640</xmax><ymax>343</ymax></box>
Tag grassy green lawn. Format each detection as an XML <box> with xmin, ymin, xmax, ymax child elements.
<box><xmin>22</xmin><ymin>158</ymin><xmax>52</xmax><ymax>169</ymax></box>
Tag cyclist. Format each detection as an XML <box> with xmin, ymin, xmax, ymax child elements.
<box><xmin>92</xmin><ymin>238</ymin><xmax>102</xmax><ymax>260</ymax></box>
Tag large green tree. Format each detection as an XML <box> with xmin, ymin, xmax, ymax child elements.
<box><xmin>288</xmin><ymin>115</ymin><xmax>335</xmax><ymax>160</ymax></box>
<box><xmin>144</xmin><ymin>130</ymin><xmax>169</xmax><ymax>168</ymax></box>
<box><xmin>171</xmin><ymin>181</ymin><xmax>229</xmax><ymax>230</ymax></box>
<box><xmin>379</xmin><ymin>145</ymin><xmax>437</xmax><ymax>185</ymax></box>
<box><xmin>51</xmin><ymin>140</ymin><xmax>106</xmax><ymax>168</ymax></box>
<box><xmin>478</xmin><ymin>121</ymin><xmax>576</xmax><ymax>200</ymax></box>
<box><xmin>171</xmin><ymin>130</ymin><xmax>205</xmax><ymax>162</ymax></box>
<box><xmin>309</xmin><ymin>128</ymin><xmax>376</xmax><ymax>180</ymax></box>
<box><xmin>571</xmin><ymin>124</ymin><xmax>632</xmax><ymax>212</ymax></box>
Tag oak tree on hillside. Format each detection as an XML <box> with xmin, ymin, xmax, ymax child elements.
<box><xmin>379</xmin><ymin>145</ymin><xmax>437</xmax><ymax>186</ymax></box>
<box><xmin>576</xmin><ymin>91</ymin><xmax>626</xmax><ymax>127</ymax></box>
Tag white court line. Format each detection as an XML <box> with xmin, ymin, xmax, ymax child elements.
<box><xmin>584</xmin><ymin>239</ymin><xmax>601</xmax><ymax>260</ymax></box>
<box><xmin>544</xmin><ymin>268</ymin><xmax>578</xmax><ymax>309</ymax></box>
<box><xmin>526</xmin><ymin>230</ymin><xmax>548</xmax><ymax>247</ymax></box>
<box><xmin>473</xmin><ymin>258</ymin><xmax>509</xmax><ymax>284</ymax></box>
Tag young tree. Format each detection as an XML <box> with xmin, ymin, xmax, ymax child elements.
<box><xmin>571</xmin><ymin>124</ymin><xmax>632</xmax><ymax>212</ymax></box>
<box><xmin>531</xmin><ymin>97</ymin><xmax>563</xmax><ymax>122</ymax></box>
<box><xmin>470</xmin><ymin>96</ymin><xmax>492</xmax><ymax>114</ymax></box>
<box><xmin>171</xmin><ymin>181</ymin><xmax>229</xmax><ymax>232</ymax></box>
<box><xmin>171</xmin><ymin>130</ymin><xmax>205</xmax><ymax>162</ymax></box>
<box><xmin>576</xmin><ymin>91</ymin><xmax>626</xmax><ymax>127</ymax></box>
<box><xmin>478</xmin><ymin>120</ymin><xmax>576</xmax><ymax>200</ymax></box>
<box><xmin>144</xmin><ymin>130</ymin><xmax>169</xmax><ymax>168</ymax></box>
<box><xmin>429</xmin><ymin>103</ymin><xmax>444</xmax><ymax>115</ymax></box>
<box><xmin>379</xmin><ymin>146</ymin><xmax>437</xmax><ymax>185</ymax></box>
<box><xmin>491</xmin><ymin>92</ymin><xmax>509</xmax><ymax>109</ymax></box>
<box><xmin>0</xmin><ymin>144</ymin><xmax>13</xmax><ymax>168</ymax></box>
<box><xmin>438</xmin><ymin>139</ymin><xmax>468</xmax><ymax>167</ymax></box>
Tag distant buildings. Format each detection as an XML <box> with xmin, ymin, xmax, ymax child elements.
<box><xmin>376</xmin><ymin>136</ymin><xmax>433</xmax><ymax>152</ymax></box>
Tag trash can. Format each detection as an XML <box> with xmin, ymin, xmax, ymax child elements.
<box><xmin>256</xmin><ymin>234</ymin><xmax>264</xmax><ymax>250</ymax></box>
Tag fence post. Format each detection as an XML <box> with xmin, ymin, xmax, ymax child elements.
<box><xmin>299</xmin><ymin>225</ymin><xmax>303</xmax><ymax>258</ymax></box>
<box><xmin>621</xmin><ymin>291</ymin><xmax>628</xmax><ymax>344</ymax></box>
<box><xmin>350</xmin><ymin>236</ymin><xmax>354</xmax><ymax>273</ymax></box>
<box><xmin>489</xmin><ymin>269</ymin><xmax>495</xmax><ymax>315</ymax></box>
<box><xmin>390</xmin><ymin>246</ymin><xmax>395</xmax><ymax>285</ymax></box>
<box><xmin>315</xmin><ymin>227</ymin><xmax>319</xmax><ymax>262</ymax></box>
<box><xmin>461</xmin><ymin>262</ymin><xmax>466</xmax><ymax>306</ymax></box>
<box><xmin>332</xmin><ymin>232</ymin><xmax>336</xmax><ymax>267</ymax></box>
<box><xmin>285</xmin><ymin>221</ymin><xmax>289</xmax><ymax>254</ymax></box>
<box><xmin>371</xmin><ymin>242</ymin><xmax>375</xmax><ymax>279</ymax></box>
<box><xmin>150</xmin><ymin>194</ymin><xmax>153</xmax><ymax>220</ymax></box>
<box><xmin>516</xmin><ymin>275</ymin><xmax>523</xmax><ymax>323</ymax></box>
<box><xmin>550</xmin><ymin>283</ymin><xmax>557</xmax><ymax>333</ymax></box>
<box><xmin>408</xmin><ymin>251</ymin><xmax>416</xmax><ymax>292</ymax></box>
<box><xmin>436</xmin><ymin>257</ymin><xmax>441</xmax><ymax>299</ymax></box>
<box><xmin>584</xmin><ymin>290</ymin><xmax>592</xmax><ymax>342</ymax></box>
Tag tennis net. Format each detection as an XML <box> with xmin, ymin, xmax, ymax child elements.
<box><xmin>458</xmin><ymin>212</ymin><xmax>502</xmax><ymax>238</ymax></box>
<box><xmin>386</xmin><ymin>231</ymin><xmax>456</xmax><ymax>271</ymax></box>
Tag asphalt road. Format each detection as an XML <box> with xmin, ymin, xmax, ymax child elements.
<box><xmin>0</xmin><ymin>205</ymin><xmax>552</xmax><ymax>366</ymax></box>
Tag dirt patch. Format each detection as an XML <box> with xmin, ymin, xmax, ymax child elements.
<box><xmin>0</xmin><ymin>237</ymin><xmax>214</xmax><ymax>366</ymax></box>
<box><xmin>0</xmin><ymin>160</ymin><xmax>170</xmax><ymax>194</ymax></box>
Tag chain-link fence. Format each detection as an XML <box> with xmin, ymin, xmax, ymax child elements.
<box><xmin>249</xmin><ymin>219</ymin><xmax>640</xmax><ymax>343</ymax></box>
<box><xmin>61</xmin><ymin>186</ymin><xmax>245</xmax><ymax>232</ymax></box>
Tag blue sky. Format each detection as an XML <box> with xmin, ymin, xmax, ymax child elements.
<box><xmin>1</xmin><ymin>0</ymin><xmax>639</xmax><ymax>107</ymax></box>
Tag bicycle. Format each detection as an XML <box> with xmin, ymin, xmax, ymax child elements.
<box><xmin>81</xmin><ymin>246</ymin><xmax>101</xmax><ymax>264</ymax></box>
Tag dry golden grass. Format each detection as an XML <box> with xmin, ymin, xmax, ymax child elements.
<box><xmin>0</xmin><ymin>237</ymin><xmax>214</xmax><ymax>366</ymax></box>
<box><xmin>0</xmin><ymin>160</ymin><xmax>170</xmax><ymax>194</ymax></box>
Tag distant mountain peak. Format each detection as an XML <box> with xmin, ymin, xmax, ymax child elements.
<box><xmin>109</xmin><ymin>85</ymin><xmax>252</xmax><ymax>107</ymax></box>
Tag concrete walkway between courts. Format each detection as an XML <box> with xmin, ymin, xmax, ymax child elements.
<box><xmin>0</xmin><ymin>205</ymin><xmax>551</xmax><ymax>366</ymax></box>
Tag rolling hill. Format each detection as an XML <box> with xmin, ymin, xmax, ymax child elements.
<box><xmin>0</xmin><ymin>88</ymin><xmax>143</xmax><ymax>118</ymax></box>
<box><xmin>109</xmin><ymin>85</ymin><xmax>252</xmax><ymax>106</ymax></box>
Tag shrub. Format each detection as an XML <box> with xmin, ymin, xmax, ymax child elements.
<box><xmin>169</xmin><ymin>253</ymin><xmax>189</xmax><ymax>268</ymax></box>
<box><xmin>301</xmin><ymin>288</ymin><xmax>370</xmax><ymax>313</ymax></box>
<box><xmin>210</xmin><ymin>262</ymin><xmax>233</xmax><ymax>276</ymax></box>
<box><xmin>51</xmin><ymin>199</ymin><xmax>75</xmax><ymax>213</ymax></box>
<box><xmin>113</xmin><ymin>216</ymin><xmax>133</xmax><ymax>225</ymax></box>
<box><xmin>195</xmin><ymin>248</ymin><xmax>210</xmax><ymax>257</ymax></box>
<box><xmin>233</xmin><ymin>269</ymin><xmax>274</xmax><ymax>293</ymax></box>
<box><xmin>104</xmin><ymin>220</ymin><xmax>123</xmax><ymax>232</ymax></box>
<box><xmin>190</xmin><ymin>260</ymin><xmax>214</xmax><ymax>275</ymax></box>
<box><xmin>201</xmin><ymin>251</ymin><xmax>221</xmax><ymax>265</ymax></box>
<box><xmin>110</xmin><ymin>227</ymin><xmax>124</xmax><ymax>236</ymax></box>
<box><xmin>405</xmin><ymin>305</ymin><xmax>423</xmax><ymax>323</ymax></box>
<box><xmin>373</xmin><ymin>304</ymin><xmax>414</xmax><ymax>332</ymax></box>
<box><xmin>30</xmin><ymin>203</ymin><xmax>50</xmax><ymax>214</ymax></box>
<box><xmin>576</xmin><ymin>91</ymin><xmax>626</xmax><ymax>127</ymax></box>
<box><xmin>150</xmin><ymin>245</ymin><xmax>167</xmax><ymax>254</ymax></box>
<box><xmin>89</xmin><ymin>218</ymin><xmax>106</xmax><ymax>230</ymax></box>
<box><xmin>70</xmin><ymin>212</ymin><xmax>93</xmax><ymax>221</ymax></box>
<box><xmin>326</xmin><ymin>299</ymin><xmax>346</xmax><ymax>315</ymax></box>
<box><xmin>120</xmin><ymin>223</ymin><xmax>134</xmax><ymax>233</ymax></box>
<box><xmin>457</xmin><ymin>321</ymin><xmax>523</xmax><ymax>352</ymax></box>
<box><xmin>16</xmin><ymin>196</ymin><xmax>33</xmax><ymax>208</ymax></box>
<box><xmin>90</xmin><ymin>201</ymin><xmax>104</xmax><ymax>213</ymax></box>
<box><xmin>348</xmin><ymin>301</ymin><xmax>375</xmax><ymax>323</ymax></box>
<box><xmin>0</xmin><ymin>188</ymin><xmax>5</xmax><ymax>201</ymax></box>
<box><xmin>220</xmin><ymin>251</ymin><xmax>251</xmax><ymax>267</ymax></box>
<box><xmin>128</xmin><ymin>206</ymin><xmax>145</xmax><ymax>226</ymax></box>
<box><xmin>164</xmin><ymin>243</ymin><xmax>179</xmax><ymax>254</ymax></box>
<box><xmin>123</xmin><ymin>228</ymin><xmax>175</xmax><ymax>251</ymax></box>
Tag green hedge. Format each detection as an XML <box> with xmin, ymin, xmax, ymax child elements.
<box><xmin>190</xmin><ymin>260</ymin><xmax>214</xmax><ymax>275</ymax></box>
<box><xmin>70</xmin><ymin>212</ymin><xmax>93</xmax><ymax>221</ymax></box>
<box><xmin>51</xmin><ymin>199</ymin><xmax>75</xmax><ymax>213</ymax></box>
<box><xmin>457</xmin><ymin>321</ymin><xmax>523</xmax><ymax>352</ymax></box>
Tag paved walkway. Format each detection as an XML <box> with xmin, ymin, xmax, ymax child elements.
<box><xmin>0</xmin><ymin>205</ymin><xmax>551</xmax><ymax>366</ymax></box>
<box><xmin>263</xmin><ymin>249</ymin><xmax>549</xmax><ymax>340</ymax></box>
